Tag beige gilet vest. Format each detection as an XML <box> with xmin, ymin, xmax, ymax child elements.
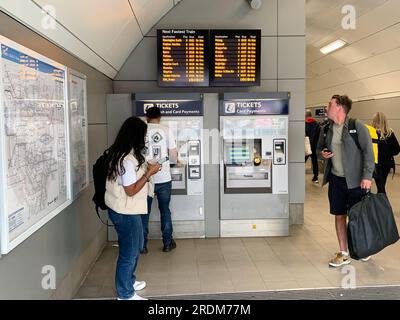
<box><xmin>105</xmin><ymin>154</ymin><xmax>153</xmax><ymax>215</ymax></box>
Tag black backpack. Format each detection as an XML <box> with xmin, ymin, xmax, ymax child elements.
<box><xmin>92</xmin><ymin>149</ymin><xmax>112</xmax><ymax>226</ymax></box>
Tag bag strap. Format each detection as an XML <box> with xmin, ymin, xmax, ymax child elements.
<box><xmin>323</xmin><ymin>123</ymin><xmax>329</xmax><ymax>136</ymax></box>
<box><xmin>323</xmin><ymin>119</ymin><xmax>364</xmax><ymax>151</ymax></box>
<box><xmin>322</xmin><ymin>123</ymin><xmax>330</xmax><ymax>150</ymax></box>
<box><xmin>95</xmin><ymin>205</ymin><xmax>113</xmax><ymax>227</ymax></box>
<box><xmin>348</xmin><ymin>118</ymin><xmax>361</xmax><ymax>150</ymax></box>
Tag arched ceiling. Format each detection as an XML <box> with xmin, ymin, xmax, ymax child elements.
<box><xmin>307</xmin><ymin>0</ymin><xmax>400</xmax><ymax>106</ymax></box>
<box><xmin>0</xmin><ymin>0</ymin><xmax>182</xmax><ymax>78</ymax></box>
<box><xmin>2</xmin><ymin>0</ymin><xmax>400</xmax><ymax>104</ymax></box>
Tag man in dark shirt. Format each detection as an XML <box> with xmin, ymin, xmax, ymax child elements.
<box><xmin>305</xmin><ymin>109</ymin><xmax>321</xmax><ymax>183</ymax></box>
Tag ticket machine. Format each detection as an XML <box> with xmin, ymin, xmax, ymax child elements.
<box><xmin>134</xmin><ymin>93</ymin><xmax>205</xmax><ymax>239</ymax></box>
<box><xmin>219</xmin><ymin>92</ymin><xmax>290</xmax><ymax>237</ymax></box>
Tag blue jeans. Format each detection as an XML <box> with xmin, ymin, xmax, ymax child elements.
<box><xmin>108</xmin><ymin>209</ymin><xmax>143</xmax><ymax>299</ymax></box>
<box><xmin>141</xmin><ymin>181</ymin><xmax>173</xmax><ymax>247</ymax></box>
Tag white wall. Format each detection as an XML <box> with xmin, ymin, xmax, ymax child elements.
<box><xmin>306</xmin><ymin>0</ymin><xmax>400</xmax><ymax>107</ymax></box>
<box><xmin>0</xmin><ymin>0</ymin><xmax>179</xmax><ymax>78</ymax></box>
<box><xmin>0</xmin><ymin>11</ymin><xmax>113</xmax><ymax>299</ymax></box>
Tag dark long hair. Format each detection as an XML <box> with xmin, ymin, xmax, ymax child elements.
<box><xmin>106</xmin><ymin>117</ymin><xmax>147</xmax><ymax>181</ymax></box>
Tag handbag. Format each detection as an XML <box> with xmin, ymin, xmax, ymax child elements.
<box><xmin>305</xmin><ymin>136</ymin><xmax>312</xmax><ymax>156</ymax></box>
<box><xmin>347</xmin><ymin>192</ymin><xmax>399</xmax><ymax>260</ymax></box>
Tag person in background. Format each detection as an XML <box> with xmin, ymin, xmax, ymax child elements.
<box><xmin>317</xmin><ymin>95</ymin><xmax>374</xmax><ymax>267</ymax></box>
<box><xmin>105</xmin><ymin>117</ymin><xmax>160</xmax><ymax>300</ymax></box>
<box><xmin>372</xmin><ymin>112</ymin><xmax>400</xmax><ymax>194</ymax></box>
<box><xmin>141</xmin><ymin>106</ymin><xmax>179</xmax><ymax>253</ymax></box>
<box><xmin>305</xmin><ymin>109</ymin><xmax>321</xmax><ymax>183</ymax></box>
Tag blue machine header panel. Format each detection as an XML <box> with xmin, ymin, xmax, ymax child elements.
<box><xmin>219</xmin><ymin>98</ymin><xmax>289</xmax><ymax>116</ymax></box>
<box><xmin>135</xmin><ymin>99</ymin><xmax>203</xmax><ymax>117</ymax></box>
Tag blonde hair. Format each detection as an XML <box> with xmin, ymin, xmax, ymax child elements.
<box><xmin>372</xmin><ymin>112</ymin><xmax>393</xmax><ymax>140</ymax></box>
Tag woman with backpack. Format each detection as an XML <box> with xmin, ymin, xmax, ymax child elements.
<box><xmin>104</xmin><ymin>116</ymin><xmax>160</xmax><ymax>300</ymax></box>
<box><xmin>372</xmin><ymin>112</ymin><xmax>400</xmax><ymax>194</ymax></box>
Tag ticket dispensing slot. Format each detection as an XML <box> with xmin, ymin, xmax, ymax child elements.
<box><xmin>188</xmin><ymin>140</ymin><xmax>201</xmax><ymax>179</ymax></box>
<box><xmin>273</xmin><ymin>139</ymin><xmax>286</xmax><ymax>165</ymax></box>
<box><xmin>171</xmin><ymin>166</ymin><xmax>186</xmax><ymax>190</ymax></box>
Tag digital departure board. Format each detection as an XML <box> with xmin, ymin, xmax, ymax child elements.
<box><xmin>210</xmin><ymin>30</ymin><xmax>261</xmax><ymax>87</ymax></box>
<box><xmin>157</xmin><ymin>29</ymin><xmax>209</xmax><ymax>87</ymax></box>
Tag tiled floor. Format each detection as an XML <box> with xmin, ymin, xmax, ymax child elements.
<box><xmin>75</xmin><ymin>171</ymin><xmax>400</xmax><ymax>299</ymax></box>
<box><xmin>146</xmin><ymin>286</ymin><xmax>400</xmax><ymax>300</ymax></box>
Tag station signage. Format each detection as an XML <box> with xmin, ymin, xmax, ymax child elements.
<box><xmin>135</xmin><ymin>100</ymin><xmax>204</xmax><ymax>117</ymax></box>
<box><xmin>220</xmin><ymin>99</ymin><xmax>289</xmax><ymax>116</ymax></box>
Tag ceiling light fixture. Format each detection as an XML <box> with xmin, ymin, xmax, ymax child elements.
<box><xmin>320</xmin><ymin>39</ymin><xmax>347</xmax><ymax>55</ymax></box>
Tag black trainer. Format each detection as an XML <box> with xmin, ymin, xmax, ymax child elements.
<box><xmin>162</xmin><ymin>239</ymin><xmax>176</xmax><ymax>252</ymax></box>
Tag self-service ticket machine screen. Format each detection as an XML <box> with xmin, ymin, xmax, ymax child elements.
<box><xmin>134</xmin><ymin>96</ymin><xmax>205</xmax><ymax>239</ymax></box>
<box><xmin>224</xmin><ymin>138</ymin><xmax>272</xmax><ymax>192</ymax></box>
<box><xmin>219</xmin><ymin>93</ymin><xmax>290</xmax><ymax>237</ymax></box>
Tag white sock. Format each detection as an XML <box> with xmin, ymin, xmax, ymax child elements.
<box><xmin>341</xmin><ymin>251</ymin><xmax>349</xmax><ymax>256</ymax></box>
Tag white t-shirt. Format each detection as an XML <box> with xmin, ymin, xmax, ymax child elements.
<box><xmin>146</xmin><ymin>123</ymin><xmax>177</xmax><ymax>184</ymax></box>
<box><xmin>118</xmin><ymin>158</ymin><xmax>137</xmax><ymax>186</ymax></box>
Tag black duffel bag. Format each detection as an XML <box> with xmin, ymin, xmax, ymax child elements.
<box><xmin>348</xmin><ymin>192</ymin><xmax>399</xmax><ymax>260</ymax></box>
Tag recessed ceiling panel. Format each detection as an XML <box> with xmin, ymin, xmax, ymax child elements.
<box><xmin>129</xmin><ymin>0</ymin><xmax>173</xmax><ymax>35</ymax></box>
<box><xmin>34</xmin><ymin>0</ymin><xmax>142</xmax><ymax>70</ymax></box>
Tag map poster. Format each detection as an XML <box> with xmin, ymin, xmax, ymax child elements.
<box><xmin>68</xmin><ymin>70</ymin><xmax>89</xmax><ymax>199</ymax></box>
<box><xmin>0</xmin><ymin>36</ymin><xmax>71</xmax><ymax>254</ymax></box>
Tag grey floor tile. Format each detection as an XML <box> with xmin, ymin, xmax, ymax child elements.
<box><xmin>75</xmin><ymin>173</ymin><xmax>400</xmax><ymax>299</ymax></box>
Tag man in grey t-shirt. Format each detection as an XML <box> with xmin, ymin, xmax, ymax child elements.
<box><xmin>317</xmin><ymin>95</ymin><xmax>374</xmax><ymax>267</ymax></box>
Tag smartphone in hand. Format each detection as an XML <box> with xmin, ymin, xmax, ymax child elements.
<box><xmin>157</xmin><ymin>156</ymin><xmax>169</xmax><ymax>165</ymax></box>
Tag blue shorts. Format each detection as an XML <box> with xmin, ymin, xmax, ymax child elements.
<box><xmin>328</xmin><ymin>174</ymin><xmax>366</xmax><ymax>215</ymax></box>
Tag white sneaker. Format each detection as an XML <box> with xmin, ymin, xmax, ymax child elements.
<box><xmin>361</xmin><ymin>256</ymin><xmax>371</xmax><ymax>262</ymax></box>
<box><xmin>117</xmin><ymin>293</ymin><xmax>148</xmax><ymax>300</ymax></box>
<box><xmin>134</xmin><ymin>280</ymin><xmax>146</xmax><ymax>291</ymax></box>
